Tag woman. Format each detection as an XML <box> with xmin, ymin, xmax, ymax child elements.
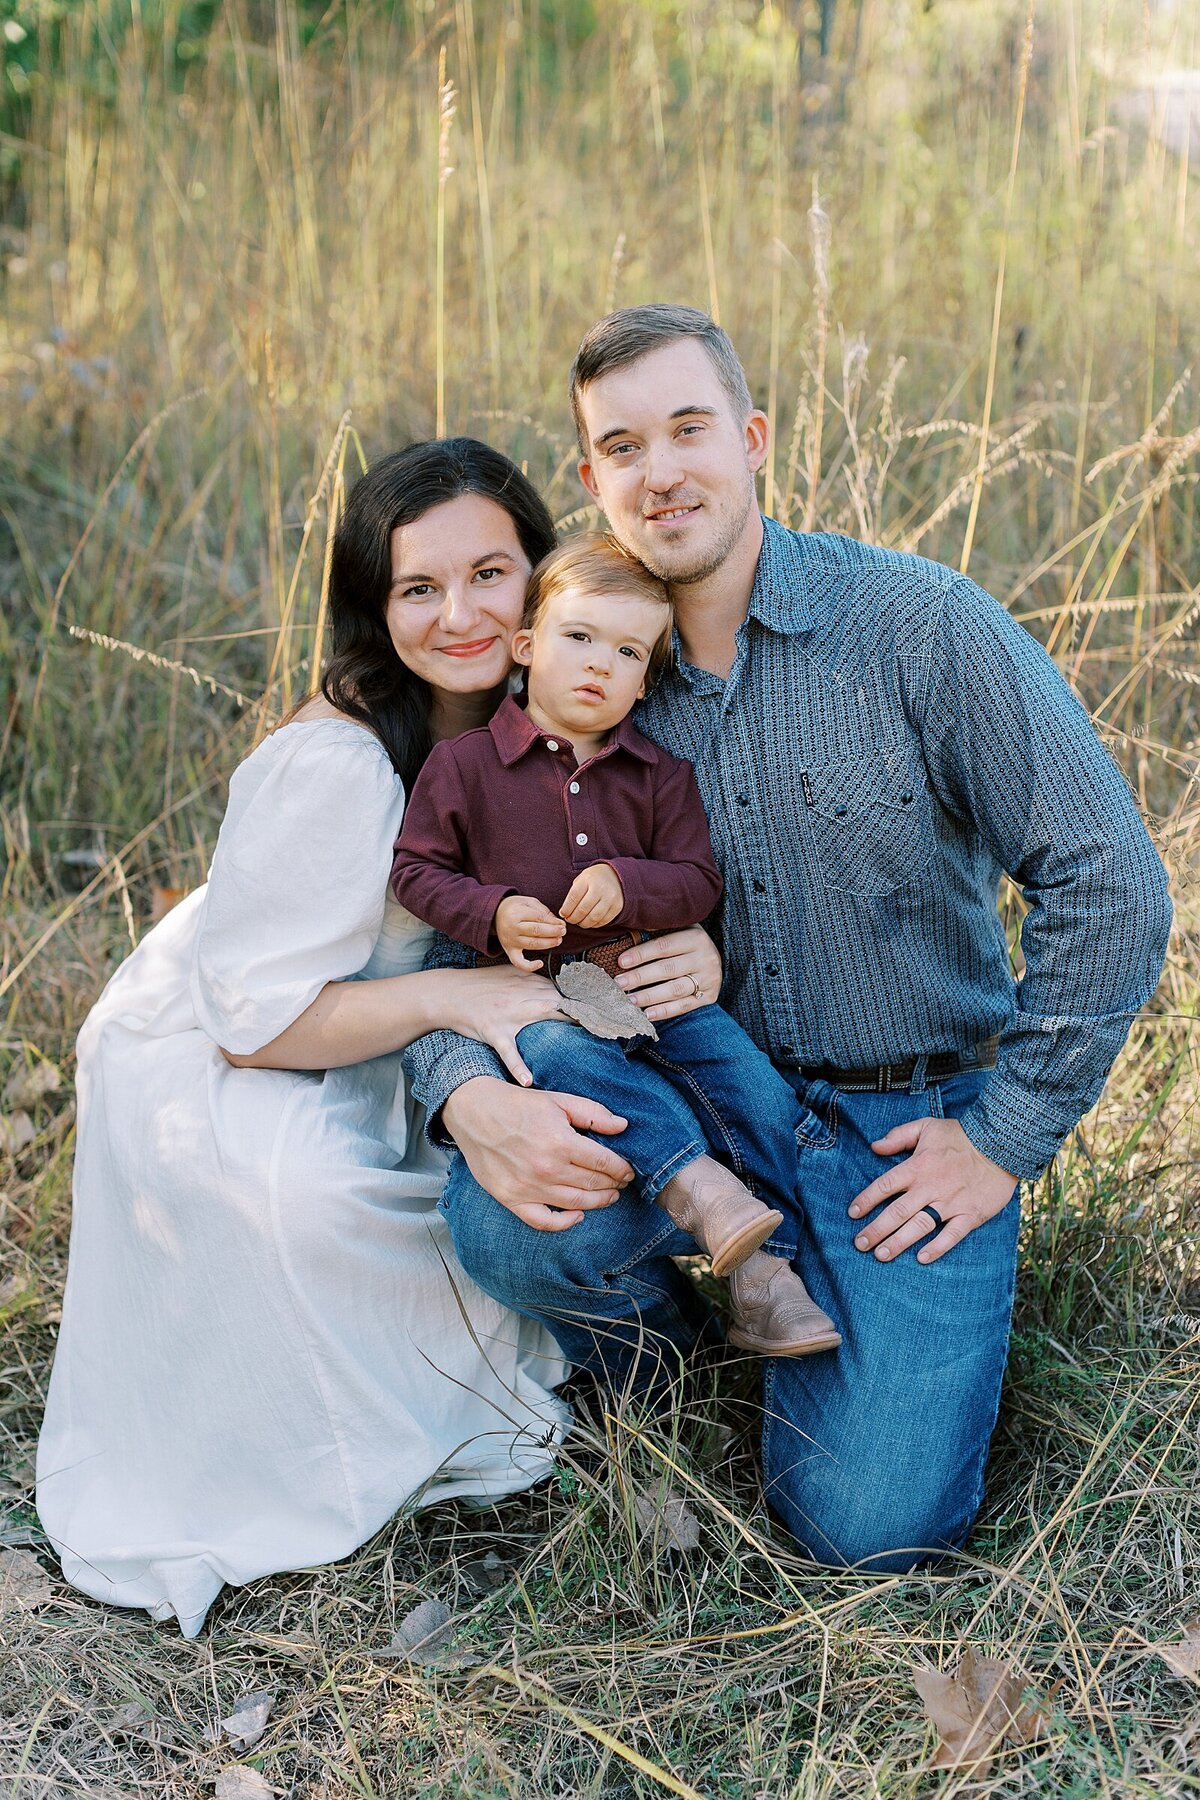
<box><xmin>36</xmin><ymin>439</ymin><xmax>719</xmax><ymax>1638</ymax></box>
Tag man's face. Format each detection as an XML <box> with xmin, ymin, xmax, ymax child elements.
<box><xmin>576</xmin><ymin>338</ymin><xmax>769</xmax><ymax>585</ymax></box>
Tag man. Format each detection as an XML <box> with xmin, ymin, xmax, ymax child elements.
<box><xmin>406</xmin><ymin>304</ymin><xmax>1172</xmax><ymax>1571</ymax></box>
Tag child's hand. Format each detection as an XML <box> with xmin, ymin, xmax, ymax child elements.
<box><xmin>495</xmin><ymin>894</ymin><xmax>567</xmax><ymax>970</ymax></box>
<box><xmin>559</xmin><ymin>862</ymin><xmax>625</xmax><ymax>930</ymax></box>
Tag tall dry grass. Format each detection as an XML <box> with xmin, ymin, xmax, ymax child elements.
<box><xmin>1</xmin><ymin>1</ymin><xmax>1198</xmax><ymax>1794</ymax></box>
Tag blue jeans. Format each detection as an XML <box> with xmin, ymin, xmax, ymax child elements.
<box><xmin>441</xmin><ymin>1006</ymin><xmax>805</xmax><ymax>1387</ymax></box>
<box><xmin>442</xmin><ymin>1060</ymin><xmax>1019</xmax><ymax>1573</ymax></box>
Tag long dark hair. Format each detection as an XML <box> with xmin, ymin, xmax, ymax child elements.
<box><xmin>322</xmin><ymin>438</ymin><xmax>557</xmax><ymax>789</ymax></box>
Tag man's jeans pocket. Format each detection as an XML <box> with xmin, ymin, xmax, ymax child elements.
<box><xmin>790</xmin><ymin>1076</ymin><xmax>838</xmax><ymax>1151</ymax></box>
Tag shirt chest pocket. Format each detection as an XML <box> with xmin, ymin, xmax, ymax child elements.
<box><xmin>801</xmin><ymin>740</ymin><xmax>936</xmax><ymax>897</ymax></box>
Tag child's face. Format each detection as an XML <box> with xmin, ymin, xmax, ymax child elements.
<box><xmin>511</xmin><ymin>584</ymin><xmax>669</xmax><ymax>740</ymax></box>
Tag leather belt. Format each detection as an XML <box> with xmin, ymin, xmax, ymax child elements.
<box><xmin>477</xmin><ymin>929</ymin><xmax>655</xmax><ymax>980</ymax></box>
<box><xmin>798</xmin><ymin>1036</ymin><xmax>999</xmax><ymax>1093</ymax></box>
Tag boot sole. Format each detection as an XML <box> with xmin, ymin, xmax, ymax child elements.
<box><xmin>726</xmin><ymin>1325</ymin><xmax>843</xmax><ymax>1357</ymax></box>
<box><xmin>708</xmin><ymin>1209</ymin><xmax>785</xmax><ymax>1277</ymax></box>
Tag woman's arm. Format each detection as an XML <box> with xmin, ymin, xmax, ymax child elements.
<box><xmin>221</xmin><ymin>963</ymin><xmax>567</xmax><ymax>1087</ymax></box>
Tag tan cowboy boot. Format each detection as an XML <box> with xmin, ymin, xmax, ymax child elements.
<box><xmin>657</xmin><ymin>1155</ymin><xmax>784</xmax><ymax>1277</ymax></box>
<box><xmin>726</xmin><ymin>1251</ymin><xmax>842</xmax><ymax>1357</ymax></box>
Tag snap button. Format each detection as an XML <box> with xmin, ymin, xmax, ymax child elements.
<box><xmin>765</xmin><ymin>964</ymin><xmax>779</xmax><ymax>977</ymax></box>
<box><xmin>736</xmin><ymin>793</ymin><xmax>750</xmax><ymax>806</ymax></box>
<box><xmin>546</xmin><ymin>739</ymin><xmax>559</xmax><ymax>752</ymax></box>
<box><xmin>752</xmin><ymin>879</ymin><xmax>766</xmax><ymax>894</ymax></box>
<box><xmin>575</xmin><ymin>833</ymin><xmax>588</xmax><ymax>846</ymax></box>
<box><xmin>569</xmin><ymin>781</ymin><xmax>580</xmax><ymax>794</ymax></box>
<box><xmin>900</xmin><ymin>792</ymin><xmax>913</xmax><ymax>805</ymax></box>
<box><xmin>833</xmin><ymin>805</ymin><xmax>848</xmax><ymax>817</ymax></box>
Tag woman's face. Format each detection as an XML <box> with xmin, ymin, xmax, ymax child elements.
<box><xmin>385</xmin><ymin>492</ymin><xmax>532</xmax><ymax>696</ymax></box>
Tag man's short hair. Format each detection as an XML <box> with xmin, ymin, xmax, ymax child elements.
<box><xmin>522</xmin><ymin>532</ymin><xmax>674</xmax><ymax>688</ymax></box>
<box><xmin>569</xmin><ymin>304</ymin><xmax>754</xmax><ymax>451</ymax></box>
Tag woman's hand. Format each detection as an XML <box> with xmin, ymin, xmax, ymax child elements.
<box><xmin>445</xmin><ymin>963</ymin><xmax>570</xmax><ymax>1086</ymax></box>
<box><xmin>848</xmin><ymin>1118</ymin><xmax>1018</xmax><ymax>1263</ymax></box>
<box><xmin>612</xmin><ymin>925</ymin><xmax>723</xmax><ymax>1023</ymax></box>
<box><xmin>442</xmin><ymin>1076</ymin><xmax>633</xmax><ymax>1231</ymax></box>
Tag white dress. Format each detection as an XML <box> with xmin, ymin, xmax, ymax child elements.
<box><xmin>36</xmin><ymin>718</ymin><xmax>568</xmax><ymax>1638</ymax></box>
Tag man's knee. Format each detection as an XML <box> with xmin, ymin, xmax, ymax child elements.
<box><xmin>762</xmin><ymin>1391</ymin><xmax>983</xmax><ymax>1573</ymax></box>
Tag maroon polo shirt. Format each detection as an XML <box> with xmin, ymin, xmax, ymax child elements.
<box><xmin>391</xmin><ymin>694</ymin><xmax>723</xmax><ymax>956</ymax></box>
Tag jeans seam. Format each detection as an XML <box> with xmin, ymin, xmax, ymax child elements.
<box><xmin>794</xmin><ymin>1087</ymin><xmax>838</xmax><ymax>1150</ymax></box>
<box><xmin>605</xmin><ymin>1215</ymin><xmax>685</xmax><ymax>1281</ymax></box>
<box><xmin>639</xmin><ymin>1045</ymin><xmax>748</xmax><ymax>1181</ymax></box>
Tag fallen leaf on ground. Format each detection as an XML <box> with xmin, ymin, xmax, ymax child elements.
<box><xmin>461</xmin><ymin>1550</ymin><xmax>507</xmax><ymax>1594</ymax></box>
<box><xmin>206</xmin><ymin>1689</ymin><xmax>275</xmax><ymax>1750</ymax></box>
<box><xmin>3</xmin><ymin>1062</ymin><xmax>60</xmax><ymax>1109</ymax></box>
<box><xmin>111</xmin><ymin>1700</ymin><xmax>178</xmax><ymax>1746</ymax></box>
<box><xmin>0</xmin><ymin>1112</ymin><xmax>36</xmax><ymax>1156</ymax></box>
<box><xmin>1153</xmin><ymin>1620</ymin><xmax>1200</xmax><ymax>1679</ymax></box>
<box><xmin>913</xmin><ymin>1647</ymin><xmax>1050</xmax><ymax>1774</ymax></box>
<box><xmin>554</xmin><ymin>961</ymin><xmax>658</xmax><ymax>1042</ymax></box>
<box><xmin>633</xmin><ymin>1487</ymin><xmax>702</xmax><ymax>1553</ymax></box>
<box><xmin>377</xmin><ymin>1598</ymin><xmax>455</xmax><ymax>1663</ymax></box>
<box><xmin>214</xmin><ymin>1768</ymin><xmax>274</xmax><ymax>1799</ymax></box>
<box><xmin>0</xmin><ymin>1546</ymin><xmax>52</xmax><ymax>1614</ymax></box>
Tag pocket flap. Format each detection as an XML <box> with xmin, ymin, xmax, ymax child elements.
<box><xmin>804</xmin><ymin>741</ymin><xmax>927</xmax><ymax>821</ymax></box>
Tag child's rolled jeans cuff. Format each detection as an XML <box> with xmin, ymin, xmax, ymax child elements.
<box><xmin>640</xmin><ymin>1140</ymin><xmax>707</xmax><ymax>1207</ymax></box>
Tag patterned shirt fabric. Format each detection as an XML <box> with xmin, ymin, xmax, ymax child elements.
<box><xmin>390</xmin><ymin>694</ymin><xmax>722</xmax><ymax>957</ymax></box>
<box><xmin>404</xmin><ymin>515</ymin><xmax>1173</xmax><ymax>1181</ymax></box>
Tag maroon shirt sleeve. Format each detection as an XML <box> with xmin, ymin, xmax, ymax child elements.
<box><xmin>390</xmin><ymin>743</ymin><xmax>515</xmax><ymax>955</ymax></box>
<box><xmin>607</xmin><ymin>753</ymin><xmax>723</xmax><ymax>930</ymax></box>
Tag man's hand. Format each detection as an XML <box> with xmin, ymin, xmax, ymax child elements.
<box><xmin>848</xmin><ymin>1116</ymin><xmax>1018</xmax><ymax>1263</ymax></box>
<box><xmin>495</xmin><ymin>894</ymin><xmax>566</xmax><ymax>970</ymax></box>
<box><xmin>441</xmin><ymin>1076</ymin><xmax>634</xmax><ymax>1232</ymax></box>
<box><xmin>559</xmin><ymin>862</ymin><xmax>624</xmax><ymax>930</ymax></box>
<box><xmin>614</xmin><ymin>925</ymin><xmax>723</xmax><ymax>1022</ymax></box>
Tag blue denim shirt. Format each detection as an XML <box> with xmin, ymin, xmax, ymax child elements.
<box><xmin>404</xmin><ymin>516</ymin><xmax>1172</xmax><ymax>1181</ymax></box>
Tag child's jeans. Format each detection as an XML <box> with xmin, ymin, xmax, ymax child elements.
<box><xmin>440</xmin><ymin>1000</ymin><xmax>805</xmax><ymax>1243</ymax></box>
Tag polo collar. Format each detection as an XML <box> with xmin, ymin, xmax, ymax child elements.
<box><xmin>487</xmin><ymin>694</ymin><xmax>657</xmax><ymax>766</ymax></box>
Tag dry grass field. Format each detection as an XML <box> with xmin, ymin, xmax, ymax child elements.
<box><xmin>1</xmin><ymin>0</ymin><xmax>1199</xmax><ymax>1793</ymax></box>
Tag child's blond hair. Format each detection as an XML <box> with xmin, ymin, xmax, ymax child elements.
<box><xmin>522</xmin><ymin>534</ymin><xmax>674</xmax><ymax>688</ymax></box>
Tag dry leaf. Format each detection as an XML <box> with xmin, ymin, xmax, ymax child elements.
<box><xmin>378</xmin><ymin>1598</ymin><xmax>454</xmax><ymax>1664</ymax></box>
<box><xmin>150</xmin><ymin>884</ymin><xmax>188</xmax><ymax>922</ymax></box>
<box><xmin>206</xmin><ymin>1689</ymin><xmax>275</xmax><ymax>1750</ymax></box>
<box><xmin>0</xmin><ymin>1546</ymin><xmax>52</xmax><ymax>1614</ymax></box>
<box><xmin>0</xmin><ymin>1112</ymin><xmax>36</xmax><ymax>1157</ymax></box>
<box><xmin>214</xmin><ymin>1769</ymin><xmax>274</xmax><ymax>1800</ymax></box>
<box><xmin>633</xmin><ymin>1487</ymin><xmax>702</xmax><ymax>1553</ymax></box>
<box><xmin>461</xmin><ymin>1550</ymin><xmax>507</xmax><ymax>1594</ymax></box>
<box><xmin>3</xmin><ymin>1062</ymin><xmax>60</xmax><ymax>1109</ymax></box>
<box><xmin>111</xmin><ymin>1700</ymin><xmax>178</xmax><ymax>1746</ymax></box>
<box><xmin>1153</xmin><ymin>1620</ymin><xmax>1200</xmax><ymax>1679</ymax></box>
<box><xmin>913</xmin><ymin>1647</ymin><xmax>1049</xmax><ymax>1774</ymax></box>
<box><xmin>554</xmin><ymin>960</ymin><xmax>658</xmax><ymax>1042</ymax></box>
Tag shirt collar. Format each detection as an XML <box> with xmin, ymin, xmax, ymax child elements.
<box><xmin>661</xmin><ymin>516</ymin><xmax>814</xmax><ymax>693</ymax></box>
<box><xmin>745</xmin><ymin>514</ymin><xmax>815</xmax><ymax>637</ymax></box>
<box><xmin>487</xmin><ymin>693</ymin><xmax>657</xmax><ymax>766</ymax></box>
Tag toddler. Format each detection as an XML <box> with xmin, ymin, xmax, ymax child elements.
<box><xmin>392</xmin><ymin>535</ymin><xmax>839</xmax><ymax>1357</ymax></box>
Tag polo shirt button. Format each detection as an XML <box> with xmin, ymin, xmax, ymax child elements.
<box><xmin>546</xmin><ymin>740</ymin><xmax>559</xmax><ymax>752</ymax></box>
<box><xmin>569</xmin><ymin>781</ymin><xmax>580</xmax><ymax>794</ymax></box>
<box><xmin>575</xmin><ymin>833</ymin><xmax>588</xmax><ymax>846</ymax></box>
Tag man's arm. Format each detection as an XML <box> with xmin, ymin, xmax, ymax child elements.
<box><xmin>919</xmin><ymin>573</ymin><xmax>1172</xmax><ymax>1180</ymax></box>
<box><xmin>400</xmin><ymin>929</ymin><xmax>508</xmax><ymax>1143</ymax></box>
<box><xmin>401</xmin><ymin>929</ymin><xmax>634</xmax><ymax>1223</ymax></box>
